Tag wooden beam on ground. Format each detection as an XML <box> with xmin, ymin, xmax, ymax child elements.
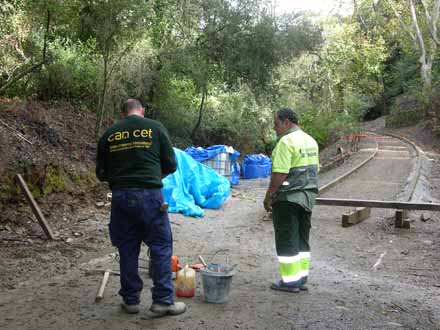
<box><xmin>15</xmin><ymin>174</ymin><xmax>55</xmax><ymax>240</ymax></box>
<box><xmin>316</xmin><ymin>198</ymin><xmax>440</xmax><ymax>211</ymax></box>
<box><xmin>342</xmin><ymin>207</ymin><xmax>371</xmax><ymax>227</ymax></box>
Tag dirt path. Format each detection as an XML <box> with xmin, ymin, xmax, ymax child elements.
<box><xmin>1</xmin><ymin>133</ymin><xmax>439</xmax><ymax>330</ymax></box>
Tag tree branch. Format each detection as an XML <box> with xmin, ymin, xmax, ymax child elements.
<box><xmin>0</xmin><ymin>119</ymin><xmax>33</xmax><ymax>145</ymax></box>
<box><xmin>0</xmin><ymin>61</ymin><xmax>45</xmax><ymax>94</ymax></box>
<box><xmin>431</xmin><ymin>0</ymin><xmax>440</xmax><ymax>45</ymax></box>
<box><xmin>421</xmin><ymin>0</ymin><xmax>440</xmax><ymax>46</ymax></box>
<box><xmin>420</xmin><ymin>0</ymin><xmax>432</xmax><ymax>26</ymax></box>
<box><xmin>107</xmin><ymin>42</ymin><xmax>134</xmax><ymax>78</ymax></box>
<box><xmin>42</xmin><ymin>7</ymin><xmax>51</xmax><ymax>63</ymax></box>
<box><xmin>373</xmin><ymin>0</ymin><xmax>382</xmax><ymax>12</ymax></box>
<box><xmin>387</xmin><ymin>0</ymin><xmax>416</xmax><ymax>43</ymax></box>
<box><xmin>0</xmin><ymin>7</ymin><xmax>51</xmax><ymax>94</ymax></box>
<box><xmin>353</xmin><ymin>0</ymin><xmax>367</xmax><ymax>29</ymax></box>
<box><xmin>191</xmin><ymin>86</ymin><xmax>207</xmax><ymax>140</ymax></box>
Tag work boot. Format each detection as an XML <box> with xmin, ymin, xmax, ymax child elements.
<box><xmin>299</xmin><ymin>277</ymin><xmax>309</xmax><ymax>291</ymax></box>
<box><xmin>121</xmin><ymin>302</ymin><xmax>140</xmax><ymax>314</ymax></box>
<box><xmin>150</xmin><ymin>302</ymin><xmax>186</xmax><ymax>317</ymax></box>
<box><xmin>270</xmin><ymin>280</ymin><xmax>300</xmax><ymax>293</ymax></box>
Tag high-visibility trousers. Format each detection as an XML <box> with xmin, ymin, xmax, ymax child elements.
<box><xmin>272</xmin><ymin>201</ymin><xmax>311</xmax><ymax>285</ymax></box>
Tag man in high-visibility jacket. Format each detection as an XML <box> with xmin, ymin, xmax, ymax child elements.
<box><xmin>264</xmin><ymin>107</ymin><xmax>319</xmax><ymax>293</ymax></box>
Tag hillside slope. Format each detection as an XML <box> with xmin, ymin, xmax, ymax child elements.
<box><xmin>0</xmin><ymin>99</ymin><xmax>103</xmax><ymax>232</ymax></box>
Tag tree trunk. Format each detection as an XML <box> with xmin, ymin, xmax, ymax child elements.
<box><xmin>191</xmin><ymin>87</ymin><xmax>207</xmax><ymax>141</ymax></box>
<box><xmin>378</xmin><ymin>75</ymin><xmax>387</xmax><ymax>116</ymax></box>
<box><xmin>420</xmin><ymin>52</ymin><xmax>435</xmax><ymax>105</ymax></box>
<box><xmin>409</xmin><ymin>0</ymin><xmax>434</xmax><ymax>101</ymax></box>
<box><xmin>95</xmin><ymin>55</ymin><xmax>109</xmax><ymax>138</ymax></box>
<box><xmin>336</xmin><ymin>83</ymin><xmax>345</xmax><ymax>113</ymax></box>
<box><xmin>420</xmin><ymin>61</ymin><xmax>432</xmax><ymax>92</ymax></box>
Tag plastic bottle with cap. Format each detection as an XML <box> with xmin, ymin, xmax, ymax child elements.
<box><xmin>176</xmin><ymin>265</ymin><xmax>196</xmax><ymax>297</ymax></box>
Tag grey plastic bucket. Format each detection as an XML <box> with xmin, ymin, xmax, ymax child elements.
<box><xmin>200</xmin><ymin>268</ymin><xmax>234</xmax><ymax>303</ymax></box>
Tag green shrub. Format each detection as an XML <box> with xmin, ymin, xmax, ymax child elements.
<box><xmin>385</xmin><ymin>93</ymin><xmax>424</xmax><ymax>128</ymax></box>
<box><xmin>295</xmin><ymin>101</ymin><xmax>360</xmax><ymax>149</ymax></box>
<box><xmin>193</xmin><ymin>88</ymin><xmax>271</xmax><ymax>154</ymax></box>
<box><xmin>0</xmin><ymin>174</ymin><xmax>21</xmax><ymax>203</ymax></box>
<box><xmin>34</xmin><ymin>39</ymin><xmax>100</xmax><ymax>105</ymax></box>
<box><xmin>153</xmin><ymin>76</ymin><xmax>198</xmax><ymax>145</ymax></box>
<box><xmin>42</xmin><ymin>165</ymin><xmax>67</xmax><ymax>195</ymax></box>
<box><xmin>343</xmin><ymin>92</ymin><xmax>375</xmax><ymax>119</ymax></box>
<box><xmin>386</xmin><ymin>110</ymin><xmax>422</xmax><ymax>127</ymax></box>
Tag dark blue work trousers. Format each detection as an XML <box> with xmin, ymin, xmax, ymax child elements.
<box><xmin>109</xmin><ymin>188</ymin><xmax>173</xmax><ymax>306</ymax></box>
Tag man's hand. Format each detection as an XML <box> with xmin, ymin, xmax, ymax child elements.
<box><xmin>265</xmin><ymin>172</ymin><xmax>287</xmax><ymax>212</ymax></box>
<box><xmin>263</xmin><ymin>191</ymin><xmax>272</xmax><ymax>212</ymax></box>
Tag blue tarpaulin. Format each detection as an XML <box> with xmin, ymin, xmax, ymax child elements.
<box><xmin>242</xmin><ymin>154</ymin><xmax>272</xmax><ymax>179</ymax></box>
<box><xmin>161</xmin><ymin>148</ymin><xmax>231</xmax><ymax>217</ymax></box>
<box><xmin>184</xmin><ymin>145</ymin><xmax>241</xmax><ymax>185</ymax></box>
<box><xmin>184</xmin><ymin>145</ymin><xmax>227</xmax><ymax>162</ymax></box>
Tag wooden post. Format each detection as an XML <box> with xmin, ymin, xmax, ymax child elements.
<box><xmin>15</xmin><ymin>174</ymin><xmax>55</xmax><ymax>240</ymax></box>
<box><xmin>395</xmin><ymin>210</ymin><xmax>406</xmax><ymax>228</ymax></box>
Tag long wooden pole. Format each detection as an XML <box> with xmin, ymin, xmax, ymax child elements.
<box><xmin>15</xmin><ymin>174</ymin><xmax>55</xmax><ymax>240</ymax></box>
<box><xmin>316</xmin><ymin>198</ymin><xmax>440</xmax><ymax>211</ymax></box>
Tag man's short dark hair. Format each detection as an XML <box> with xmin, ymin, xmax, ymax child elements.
<box><xmin>122</xmin><ymin>98</ymin><xmax>143</xmax><ymax>113</ymax></box>
<box><xmin>277</xmin><ymin>108</ymin><xmax>298</xmax><ymax>124</ymax></box>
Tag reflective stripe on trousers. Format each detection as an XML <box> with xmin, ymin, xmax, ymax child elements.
<box><xmin>278</xmin><ymin>252</ymin><xmax>310</xmax><ymax>284</ymax></box>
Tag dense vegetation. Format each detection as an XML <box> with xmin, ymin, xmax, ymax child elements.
<box><xmin>1</xmin><ymin>0</ymin><xmax>440</xmax><ymax>153</ymax></box>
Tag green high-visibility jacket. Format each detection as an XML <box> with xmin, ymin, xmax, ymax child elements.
<box><xmin>271</xmin><ymin>127</ymin><xmax>319</xmax><ymax>211</ymax></box>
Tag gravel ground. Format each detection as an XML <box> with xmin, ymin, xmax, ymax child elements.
<box><xmin>0</xmin><ymin>125</ymin><xmax>439</xmax><ymax>330</ymax></box>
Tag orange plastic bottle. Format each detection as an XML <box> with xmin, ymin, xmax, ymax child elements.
<box><xmin>176</xmin><ymin>265</ymin><xmax>196</xmax><ymax>297</ymax></box>
<box><xmin>171</xmin><ymin>256</ymin><xmax>180</xmax><ymax>273</ymax></box>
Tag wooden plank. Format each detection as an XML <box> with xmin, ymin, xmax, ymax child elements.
<box><xmin>342</xmin><ymin>207</ymin><xmax>371</xmax><ymax>227</ymax></box>
<box><xmin>316</xmin><ymin>198</ymin><xmax>440</xmax><ymax>211</ymax></box>
<box><xmin>15</xmin><ymin>174</ymin><xmax>55</xmax><ymax>240</ymax></box>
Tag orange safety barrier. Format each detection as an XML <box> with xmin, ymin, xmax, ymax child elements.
<box><xmin>345</xmin><ymin>134</ymin><xmax>367</xmax><ymax>142</ymax></box>
<box><xmin>345</xmin><ymin>134</ymin><xmax>368</xmax><ymax>152</ymax></box>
